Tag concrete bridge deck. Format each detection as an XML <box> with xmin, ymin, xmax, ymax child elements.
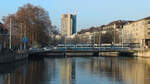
<box><xmin>28</xmin><ymin>47</ymin><xmax>135</xmax><ymax>58</ymax></box>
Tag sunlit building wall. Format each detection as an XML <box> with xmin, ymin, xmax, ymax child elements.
<box><xmin>122</xmin><ymin>17</ymin><xmax>150</xmax><ymax>48</ymax></box>
<box><xmin>61</xmin><ymin>13</ymin><xmax>76</xmax><ymax>37</ymax></box>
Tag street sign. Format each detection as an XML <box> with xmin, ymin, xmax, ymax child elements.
<box><xmin>22</xmin><ymin>37</ymin><xmax>28</xmax><ymax>43</ymax></box>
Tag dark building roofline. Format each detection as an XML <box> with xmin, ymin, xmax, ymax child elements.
<box><xmin>134</xmin><ymin>16</ymin><xmax>150</xmax><ymax>22</ymax></box>
<box><xmin>105</xmin><ymin>20</ymin><xmax>134</xmax><ymax>26</ymax></box>
<box><xmin>124</xmin><ymin>16</ymin><xmax>150</xmax><ymax>25</ymax></box>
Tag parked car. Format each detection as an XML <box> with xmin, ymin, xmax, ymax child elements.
<box><xmin>42</xmin><ymin>47</ymin><xmax>51</xmax><ymax>51</ymax></box>
<box><xmin>29</xmin><ymin>48</ymin><xmax>40</xmax><ymax>51</ymax></box>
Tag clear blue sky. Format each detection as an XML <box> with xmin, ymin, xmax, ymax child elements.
<box><xmin>0</xmin><ymin>0</ymin><xmax>150</xmax><ymax>31</ymax></box>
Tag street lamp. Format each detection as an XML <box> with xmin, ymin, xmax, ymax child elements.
<box><xmin>93</xmin><ymin>32</ymin><xmax>95</xmax><ymax>48</ymax></box>
<box><xmin>113</xmin><ymin>24</ymin><xmax>116</xmax><ymax>45</ymax></box>
<box><xmin>24</xmin><ymin>24</ymin><xmax>27</xmax><ymax>50</ymax></box>
<box><xmin>99</xmin><ymin>31</ymin><xmax>101</xmax><ymax>50</ymax></box>
<box><xmin>64</xmin><ymin>34</ymin><xmax>66</xmax><ymax>50</ymax></box>
<box><xmin>9</xmin><ymin>18</ymin><xmax>12</xmax><ymax>49</ymax></box>
<box><xmin>20</xmin><ymin>23</ymin><xmax>27</xmax><ymax>50</ymax></box>
<box><xmin>121</xmin><ymin>29</ymin><xmax>124</xmax><ymax>48</ymax></box>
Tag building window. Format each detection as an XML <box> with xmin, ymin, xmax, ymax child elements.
<box><xmin>132</xmin><ymin>24</ymin><xmax>135</xmax><ymax>26</ymax></box>
<box><xmin>148</xmin><ymin>32</ymin><xmax>150</xmax><ymax>35</ymax></box>
<box><xmin>148</xmin><ymin>21</ymin><xmax>150</xmax><ymax>24</ymax></box>
<box><xmin>136</xmin><ymin>33</ymin><xmax>138</xmax><ymax>36</ymax></box>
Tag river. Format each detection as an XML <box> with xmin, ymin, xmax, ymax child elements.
<box><xmin>0</xmin><ymin>57</ymin><xmax>150</xmax><ymax>84</ymax></box>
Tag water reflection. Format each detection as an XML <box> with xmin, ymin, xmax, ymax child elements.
<box><xmin>59</xmin><ymin>58</ymin><xmax>76</xmax><ymax>84</ymax></box>
<box><xmin>0</xmin><ymin>57</ymin><xmax>150</xmax><ymax>84</ymax></box>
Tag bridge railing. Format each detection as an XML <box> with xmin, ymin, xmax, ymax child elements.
<box><xmin>54</xmin><ymin>46</ymin><xmax>131</xmax><ymax>51</ymax></box>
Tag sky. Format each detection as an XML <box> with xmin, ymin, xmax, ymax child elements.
<box><xmin>0</xmin><ymin>0</ymin><xmax>150</xmax><ymax>32</ymax></box>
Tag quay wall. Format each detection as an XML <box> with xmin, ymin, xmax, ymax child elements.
<box><xmin>99</xmin><ymin>52</ymin><xmax>118</xmax><ymax>56</ymax></box>
<box><xmin>66</xmin><ymin>52</ymin><xmax>93</xmax><ymax>56</ymax></box>
<box><xmin>0</xmin><ymin>51</ymin><xmax>28</xmax><ymax>63</ymax></box>
<box><xmin>44</xmin><ymin>51</ymin><xmax>119</xmax><ymax>57</ymax></box>
<box><xmin>44</xmin><ymin>52</ymin><xmax>95</xmax><ymax>57</ymax></box>
<box><xmin>134</xmin><ymin>49</ymin><xmax>150</xmax><ymax>57</ymax></box>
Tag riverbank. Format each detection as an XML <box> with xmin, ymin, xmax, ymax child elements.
<box><xmin>134</xmin><ymin>49</ymin><xmax>150</xmax><ymax>57</ymax></box>
<box><xmin>99</xmin><ymin>52</ymin><xmax>118</xmax><ymax>56</ymax></box>
<box><xmin>0</xmin><ymin>49</ymin><xmax>28</xmax><ymax>63</ymax></box>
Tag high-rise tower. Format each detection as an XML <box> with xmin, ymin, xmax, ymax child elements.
<box><xmin>61</xmin><ymin>13</ymin><xmax>76</xmax><ymax>37</ymax></box>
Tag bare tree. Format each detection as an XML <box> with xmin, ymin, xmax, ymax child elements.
<box><xmin>2</xmin><ymin>3</ymin><xmax>55</xmax><ymax>48</ymax></box>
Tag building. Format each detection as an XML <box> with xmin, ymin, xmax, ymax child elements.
<box><xmin>102</xmin><ymin>20</ymin><xmax>132</xmax><ymax>31</ymax></box>
<box><xmin>77</xmin><ymin>27</ymin><xmax>102</xmax><ymax>44</ymax></box>
<box><xmin>122</xmin><ymin>16</ymin><xmax>150</xmax><ymax>48</ymax></box>
<box><xmin>102</xmin><ymin>20</ymin><xmax>133</xmax><ymax>44</ymax></box>
<box><xmin>77</xmin><ymin>32</ymin><xmax>93</xmax><ymax>44</ymax></box>
<box><xmin>61</xmin><ymin>13</ymin><xmax>76</xmax><ymax>37</ymax></box>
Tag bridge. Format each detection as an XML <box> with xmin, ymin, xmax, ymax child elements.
<box><xmin>28</xmin><ymin>45</ymin><xmax>135</xmax><ymax>58</ymax></box>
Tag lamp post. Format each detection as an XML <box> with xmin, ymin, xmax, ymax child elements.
<box><xmin>99</xmin><ymin>31</ymin><xmax>101</xmax><ymax>50</ymax></box>
<box><xmin>64</xmin><ymin>34</ymin><xmax>66</xmax><ymax>50</ymax></box>
<box><xmin>122</xmin><ymin>29</ymin><xmax>124</xmax><ymax>48</ymax></box>
<box><xmin>24</xmin><ymin>24</ymin><xmax>27</xmax><ymax>50</ymax></box>
<box><xmin>94</xmin><ymin>32</ymin><xmax>95</xmax><ymax>45</ymax></box>
<box><xmin>93</xmin><ymin>32</ymin><xmax>95</xmax><ymax>48</ymax></box>
<box><xmin>20</xmin><ymin>23</ymin><xmax>27</xmax><ymax>50</ymax></box>
<box><xmin>113</xmin><ymin>24</ymin><xmax>116</xmax><ymax>45</ymax></box>
<box><xmin>9</xmin><ymin>18</ymin><xmax>12</xmax><ymax>49</ymax></box>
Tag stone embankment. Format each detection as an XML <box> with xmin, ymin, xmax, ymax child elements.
<box><xmin>0</xmin><ymin>49</ymin><xmax>28</xmax><ymax>63</ymax></box>
<box><xmin>134</xmin><ymin>49</ymin><xmax>150</xmax><ymax>57</ymax></box>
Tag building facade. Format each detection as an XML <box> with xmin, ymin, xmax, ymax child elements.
<box><xmin>77</xmin><ymin>32</ymin><xmax>93</xmax><ymax>44</ymax></box>
<box><xmin>61</xmin><ymin>13</ymin><xmax>76</xmax><ymax>37</ymax></box>
<box><xmin>102</xmin><ymin>20</ymin><xmax>133</xmax><ymax>44</ymax></box>
<box><xmin>122</xmin><ymin>17</ymin><xmax>150</xmax><ymax>48</ymax></box>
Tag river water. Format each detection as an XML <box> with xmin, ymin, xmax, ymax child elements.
<box><xmin>0</xmin><ymin>57</ymin><xmax>150</xmax><ymax>84</ymax></box>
